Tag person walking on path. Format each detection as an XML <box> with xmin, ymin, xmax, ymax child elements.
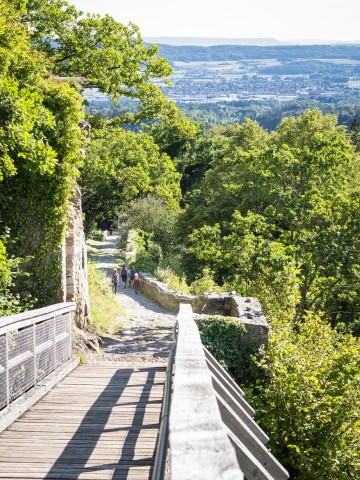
<box><xmin>120</xmin><ymin>264</ymin><xmax>128</xmax><ymax>288</ymax></box>
<box><xmin>111</xmin><ymin>268</ymin><xmax>119</xmax><ymax>294</ymax></box>
<box><xmin>129</xmin><ymin>266</ymin><xmax>136</xmax><ymax>287</ymax></box>
<box><xmin>133</xmin><ymin>272</ymin><xmax>140</xmax><ymax>294</ymax></box>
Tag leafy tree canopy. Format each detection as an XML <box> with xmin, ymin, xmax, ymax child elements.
<box><xmin>186</xmin><ymin>110</ymin><xmax>360</xmax><ymax>329</ymax></box>
<box><xmin>0</xmin><ymin>0</ymin><xmax>85</xmax><ymax>309</ymax></box>
<box><xmin>80</xmin><ymin>127</ymin><xmax>181</xmax><ymax>231</ymax></box>
<box><xmin>21</xmin><ymin>0</ymin><xmax>172</xmax><ymax>121</ymax></box>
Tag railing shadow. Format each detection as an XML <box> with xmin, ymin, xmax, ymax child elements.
<box><xmin>45</xmin><ymin>366</ymin><xmax>162</xmax><ymax>479</ymax></box>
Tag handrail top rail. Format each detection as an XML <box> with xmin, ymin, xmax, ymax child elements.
<box><xmin>170</xmin><ymin>303</ymin><xmax>244</xmax><ymax>480</ymax></box>
<box><xmin>0</xmin><ymin>302</ymin><xmax>75</xmax><ymax>335</ymax></box>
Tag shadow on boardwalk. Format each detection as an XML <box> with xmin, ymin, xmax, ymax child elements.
<box><xmin>0</xmin><ymin>234</ymin><xmax>172</xmax><ymax>480</ymax></box>
<box><xmin>43</xmin><ymin>366</ymin><xmax>163</xmax><ymax>480</ymax></box>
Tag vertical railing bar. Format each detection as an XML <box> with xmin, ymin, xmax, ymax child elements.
<box><xmin>5</xmin><ymin>333</ymin><xmax>9</xmax><ymax>407</ymax></box>
<box><xmin>68</xmin><ymin>313</ymin><xmax>72</xmax><ymax>361</ymax></box>
<box><xmin>33</xmin><ymin>319</ymin><xmax>36</xmax><ymax>386</ymax></box>
<box><xmin>53</xmin><ymin>316</ymin><xmax>56</xmax><ymax>370</ymax></box>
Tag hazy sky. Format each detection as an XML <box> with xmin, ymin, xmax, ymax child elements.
<box><xmin>69</xmin><ymin>0</ymin><xmax>360</xmax><ymax>42</ymax></box>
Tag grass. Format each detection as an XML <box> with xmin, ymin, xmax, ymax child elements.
<box><xmin>87</xmin><ymin>261</ymin><xmax>124</xmax><ymax>336</ymax></box>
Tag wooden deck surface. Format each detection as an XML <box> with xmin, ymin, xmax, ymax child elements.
<box><xmin>0</xmin><ymin>365</ymin><xmax>166</xmax><ymax>479</ymax></box>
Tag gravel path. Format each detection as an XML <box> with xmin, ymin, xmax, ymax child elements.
<box><xmin>88</xmin><ymin>235</ymin><xmax>176</xmax><ymax>367</ymax></box>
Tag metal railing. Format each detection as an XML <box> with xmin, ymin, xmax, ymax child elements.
<box><xmin>0</xmin><ymin>303</ymin><xmax>75</xmax><ymax>411</ymax></box>
<box><xmin>152</xmin><ymin>320</ymin><xmax>178</xmax><ymax>480</ymax></box>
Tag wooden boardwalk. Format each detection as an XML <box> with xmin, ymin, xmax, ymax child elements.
<box><xmin>0</xmin><ymin>365</ymin><xmax>166</xmax><ymax>479</ymax></box>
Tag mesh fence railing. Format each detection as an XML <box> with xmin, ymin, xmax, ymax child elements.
<box><xmin>0</xmin><ymin>303</ymin><xmax>74</xmax><ymax>411</ymax></box>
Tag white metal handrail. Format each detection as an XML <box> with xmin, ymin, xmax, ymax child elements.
<box><xmin>0</xmin><ymin>303</ymin><xmax>75</xmax><ymax>411</ymax></box>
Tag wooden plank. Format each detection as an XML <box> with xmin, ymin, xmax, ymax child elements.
<box><xmin>0</xmin><ymin>365</ymin><xmax>164</xmax><ymax>480</ymax></box>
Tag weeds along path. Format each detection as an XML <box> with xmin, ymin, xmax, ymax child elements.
<box><xmin>87</xmin><ymin>234</ymin><xmax>176</xmax><ymax>366</ymax></box>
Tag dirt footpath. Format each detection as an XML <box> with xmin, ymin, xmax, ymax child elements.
<box><xmin>87</xmin><ymin>235</ymin><xmax>176</xmax><ymax>366</ymax></box>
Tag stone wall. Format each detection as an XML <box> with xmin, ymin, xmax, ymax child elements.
<box><xmin>139</xmin><ymin>272</ymin><xmax>269</xmax><ymax>347</ymax></box>
<box><xmin>61</xmin><ymin>187</ymin><xmax>90</xmax><ymax>328</ymax></box>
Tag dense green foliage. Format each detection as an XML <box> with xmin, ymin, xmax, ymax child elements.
<box><xmin>179</xmin><ymin>95</ymin><xmax>360</xmax><ymax>131</ymax></box>
<box><xmin>0</xmin><ymin>0</ymin><xmax>174</xmax><ymax>313</ymax></box>
<box><xmin>198</xmin><ymin>316</ymin><xmax>260</xmax><ymax>385</ymax></box>
<box><xmin>182</xmin><ymin>111</ymin><xmax>360</xmax><ymax>332</ymax></box>
<box><xmin>0</xmin><ymin>0</ymin><xmax>83</xmax><ymax>309</ymax></box>
<box><xmin>80</xmin><ymin>127</ymin><xmax>181</xmax><ymax>232</ymax></box>
<box><xmin>151</xmin><ymin>108</ymin><xmax>360</xmax><ymax>478</ymax></box>
<box><xmin>23</xmin><ymin>0</ymin><xmax>172</xmax><ymax>121</ymax></box>
<box><xmin>125</xmin><ymin>197</ymin><xmax>180</xmax><ymax>257</ymax></box>
<box><xmin>251</xmin><ymin>313</ymin><xmax>360</xmax><ymax>479</ymax></box>
<box><xmin>124</xmin><ymin>108</ymin><xmax>360</xmax><ymax>477</ymax></box>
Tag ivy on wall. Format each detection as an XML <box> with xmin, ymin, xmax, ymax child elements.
<box><xmin>0</xmin><ymin>79</ymin><xmax>84</xmax><ymax>306</ymax></box>
<box><xmin>0</xmin><ymin>2</ymin><xmax>84</xmax><ymax>310</ymax></box>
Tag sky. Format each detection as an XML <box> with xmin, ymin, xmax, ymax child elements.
<box><xmin>69</xmin><ymin>0</ymin><xmax>360</xmax><ymax>42</ymax></box>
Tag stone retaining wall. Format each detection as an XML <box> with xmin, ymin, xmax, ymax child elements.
<box><xmin>61</xmin><ymin>187</ymin><xmax>90</xmax><ymax>328</ymax></box>
<box><xmin>139</xmin><ymin>272</ymin><xmax>269</xmax><ymax>347</ymax></box>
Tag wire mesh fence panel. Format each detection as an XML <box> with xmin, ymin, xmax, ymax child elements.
<box><xmin>8</xmin><ymin>327</ymin><xmax>35</xmax><ymax>403</ymax></box>
<box><xmin>36</xmin><ymin>319</ymin><xmax>55</xmax><ymax>382</ymax></box>
<box><xmin>0</xmin><ymin>304</ymin><xmax>74</xmax><ymax>412</ymax></box>
<box><xmin>55</xmin><ymin>313</ymin><xmax>71</xmax><ymax>368</ymax></box>
<box><xmin>0</xmin><ymin>336</ymin><xmax>7</xmax><ymax>410</ymax></box>
<box><xmin>56</xmin><ymin>313</ymin><xmax>71</xmax><ymax>336</ymax></box>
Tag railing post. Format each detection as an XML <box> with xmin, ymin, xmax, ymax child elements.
<box><xmin>33</xmin><ymin>319</ymin><xmax>36</xmax><ymax>386</ymax></box>
<box><xmin>53</xmin><ymin>316</ymin><xmax>56</xmax><ymax>369</ymax></box>
<box><xmin>5</xmin><ymin>334</ymin><xmax>9</xmax><ymax>408</ymax></box>
<box><xmin>68</xmin><ymin>312</ymin><xmax>72</xmax><ymax>360</ymax></box>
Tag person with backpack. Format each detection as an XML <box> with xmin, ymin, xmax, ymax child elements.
<box><xmin>129</xmin><ymin>266</ymin><xmax>136</xmax><ymax>287</ymax></box>
<box><xmin>111</xmin><ymin>268</ymin><xmax>119</xmax><ymax>294</ymax></box>
<box><xmin>120</xmin><ymin>264</ymin><xmax>127</xmax><ymax>288</ymax></box>
<box><xmin>133</xmin><ymin>272</ymin><xmax>140</xmax><ymax>294</ymax></box>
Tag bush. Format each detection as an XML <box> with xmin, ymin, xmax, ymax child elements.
<box><xmin>0</xmin><ymin>238</ymin><xmax>34</xmax><ymax>317</ymax></box>
<box><xmin>129</xmin><ymin>230</ymin><xmax>162</xmax><ymax>274</ymax></box>
<box><xmin>88</xmin><ymin>229</ymin><xmax>107</xmax><ymax>242</ymax></box>
<box><xmin>190</xmin><ymin>267</ymin><xmax>220</xmax><ymax>295</ymax></box>
<box><xmin>125</xmin><ymin>196</ymin><xmax>179</xmax><ymax>255</ymax></box>
<box><xmin>155</xmin><ymin>266</ymin><xmax>190</xmax><ymax>294</ymax></box>
<box><xmin>252</xmin><ymin>313</ymin><xmax>360</xmax><ymax>479</ymax></box>
<box><xmin>198</xmin><ymin>315</ymin><xmax>261</xmax><ymax>385</ymax></box>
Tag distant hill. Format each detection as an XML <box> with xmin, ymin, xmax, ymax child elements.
<box><xmin>144</xmin><ymin>37</ymin><xmax>286</xmax><ymax>46</ymax></box>
<box><xmin>149</xmin><ymin>44</ymin><xmax>360</xmax><ymax>63</ymax></box>
<box><xmin>144</xmin><ymin>37</ymin><xmax>360</xmax><ymax>47</ymax></box>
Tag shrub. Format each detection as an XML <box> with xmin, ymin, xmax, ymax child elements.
<box><xmin>198</xmin><ymin>315</ymin><xmax>261</xmax><ymax>385</ymax></box>
<box><xmin>252</xmin><ymin>313</ymin><xmax>360</xmax><ymax>479</ymax></box>
<box><xmin>0</xmin><ymin>237</ymin><xmax>34</xmax><ymax>317</ymax></box>
<box><xmin>155</xmin><ymin>266</ymin><xmax>190</xmax><ymax>294</ymax></box>
<box><xmin>88</xmin><ymin>229</ymin><xmax>107</xmax><ymax>242</ymax></box>
<box><xmin>190</xmin><ymin>267</ymin><xmax>220</xmax><ymax>295</ymax></box>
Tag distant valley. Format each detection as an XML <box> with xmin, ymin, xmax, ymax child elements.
<box><xmin>86</xmin><ymin>43</ymin><xmax>360</xmax><ymax>130</ymax></box>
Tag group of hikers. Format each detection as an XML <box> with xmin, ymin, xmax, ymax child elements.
<box><xmin>111</xmin><ymin>264</ymin><xmax>140</xmax><ymax>294</ymax></box>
